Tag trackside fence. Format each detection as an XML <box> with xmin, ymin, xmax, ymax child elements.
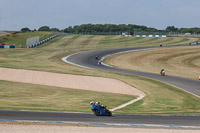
<box><xmin>135</xmin><ymin>35</ymin><xmax>167</xmax><ymax>37</ymax></box>
<box><xmin>0</xmin><ymin>45</ymin><xmax>15</xmax><ymax>48</ymax></box>
<box><xmin>27</xmin><ymin>33</ymin><xmax>70</xmax><ymax>48</ymax></box>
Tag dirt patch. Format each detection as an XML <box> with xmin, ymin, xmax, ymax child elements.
<box><xmin>0</xmin><ymin>67</ymin><xmax>144</xmax><ymax>97</ymax></box>
<box><xmin>0</xmin><ymin>124</ymin><xmax>199</xmax><ymax>133</ymax></box>
<box><xmin>0</xmin><ymin>121</ymin><xmax>87</xmax><ymax>127</ymax></box>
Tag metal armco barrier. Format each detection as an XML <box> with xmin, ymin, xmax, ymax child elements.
<box><xmin>135</xmin><ymin>35</ymin><xmax>167</xmax><ymax>37</ymax></box>
<box><xmin>0</xmin><ymin>45</ymin><xmax>15</xmax><ymax>48</ymax></box>
<box><xmin>27</xmin><ymin>33</ymin><xmax>70</xmax><ymax>48</ymax></box>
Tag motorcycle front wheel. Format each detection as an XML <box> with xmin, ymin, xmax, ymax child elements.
<box><xmin>95</xmin><ymin>110</ymin><xmax>100</xmax><ymax>116</ymax></box>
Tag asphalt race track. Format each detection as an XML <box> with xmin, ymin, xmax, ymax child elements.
<box><xmin>0</xmin><ymin>110</ymin><xmax>200</xmax><ymax>129</ymax></box>
<box><xmin>1</xmin><ymin>46</ymin><xmax>200</xmax><ymax>129</ymax></box>
<box><xmin>66</xmin><ymin>46</ymin><xmax>200</xmax><ymax>97</ymax></box>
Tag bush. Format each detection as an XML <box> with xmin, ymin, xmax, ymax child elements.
<box><xmin>38</xmin><ymin>26</ymin><xmax>50</xmax><ymax>31</ymax></box>
<box><xmin>21</xmin><ymin>27</ymin><xmax>31</xmax><ymax>32</ymax></box>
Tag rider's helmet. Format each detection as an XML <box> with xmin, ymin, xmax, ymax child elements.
<box><xmin>90</xmin><ymin>101</ymin><xmax>94</xmax><ymax>105</ymax></box>
<box><xmin>95</xmin><ymin>102</ymin><xmax>100</xmax><ymax>106</ymax></box>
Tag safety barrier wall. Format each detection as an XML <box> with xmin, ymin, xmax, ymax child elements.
<box><xmin>135</xmin><ymin>35</ymin><xmax>167</xmax><ymax>37</ymax></box>
<box><xmin>121</xmin><ymin>35</ymin><xmax>133</xmax><ymax>37</ymax></box>
<box><xmin>189</xmin><ymin>41</ymin><xmax>200</xmax><ymax>45</ymax></box>
<box><xmin>167</xmin><ymin>35</ymin><xmax>200</xmax><ymax>38</ymax></box>
<box><xmin>27</xmin><ymin>33</ymin><xmax>69</xmax><ymax>48</ymax></box>
<box><xmin>0</xmin><ymin>45</ymin><xmax>15</xmax><ymax>48</ymax></box>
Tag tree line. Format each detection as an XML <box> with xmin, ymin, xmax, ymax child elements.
<box><xmin>21</xmin><ymin>24</ymin><xmax>200</xmax><ymax>34</ymax></box>
<box><xmin>21</xmin><ymin>26</ymin><xmax>59</xmax><ymax>32</ymax></box>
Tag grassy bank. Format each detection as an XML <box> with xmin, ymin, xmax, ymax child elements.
<box><xmin>118</xmin><ymin>76</ymin><xmax>200</xmax><ymax>114</ymax></box>
<box><xmin>37</xmin><ymin>35</ymin><xmax>200</xmax><ymax>50</ymax></box>
<box><xmin>0</xmin><ymin>31</ymin><xmax>54</xmax><ymax>48</ymax></box>
<box><xmin>0</xmin><ymin>80</ymin><xmax>134</xmax><ymax>112</ymax></box>
<box><xmin>104</xmin><ymin>46</ymin><xmax>200</xmax><ymax>79</ymax></box>
<box><xmin>1</xmin><ymin>33</ymin><xmax>199</xmax><ymax>49</ymax></box>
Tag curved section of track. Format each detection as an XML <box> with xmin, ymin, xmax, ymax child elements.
<box><xmin>66</xmin><ymin>46</ymin><xmax>200</xmax><ymax>97</ymax></box>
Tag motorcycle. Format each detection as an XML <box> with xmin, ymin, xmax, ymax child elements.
<box><xmin>91</xmin><ymin>104</ymin><xmax>112</xmax><ymax>116</ymax></box>
<box><xmin>98</xmin><ymin>60</ymin><xmax>102</xmax><ymax>65</ymax></box>
<box><xmin>95</xmin><ymin>56</ymin><xmax>100</xmax><ymax>60</ymax></box>
<box><xmin>161</xmin><ymin>71</ymin><xmax>165</xmax><ymax>76</ymax></box>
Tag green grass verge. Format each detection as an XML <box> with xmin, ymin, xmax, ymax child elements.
<box><xmin>37</xmin><ymin>35</ymin><xmax>200</xmax><ymax>50</ymax></box>
<box><xmin>0</xmin><ymin>80</ymin><xmax>134</xmax><ymax>112</ymax></box>
<box><xmin>104</xmin><ymin>46</ymin><xmax>200</xmax><ymax>79</ymax></box>
<box><xmin>1</xmin><ymin>33</ymin><xmax>199</xmax><ymax>49</ymax></box>
<box><xmin>117</xmin><ymin>75</ymin><xmax>200</xmax><ymax>114</ymax></box>
<box><xmin>0</xmin><ymin>31</ymin><xmax>55</xmax><ymax>48</ymax></box>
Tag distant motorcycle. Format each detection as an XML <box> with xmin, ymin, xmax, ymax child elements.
<box><xmin>91</xmin><ymin>102</ymin><xmax>112</xmax><ymax>116</ymax></box>
<box><xmin>95</xmin><ymin>56</ymin><xmax>100</xmax><ymax>60</ymax></box>
<box><xmin>98</xmin><ymin>60</ymin><xmax>102</xmax><ymax>65</ymax></box>
<box><xmin>161</xmin><ymin>71</ymin><xmax>165</xmax><ymax>76</ymax></box>
<box><xmin>160</xmin><ymin>69</ymin><xmax>165</xmax><ymax>76</ymax></box>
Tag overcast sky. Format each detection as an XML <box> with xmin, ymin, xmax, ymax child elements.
<box><xmin>0</xmin><ymin>0</ymin><xmax>200</xmax><ymax>31</ymax></box>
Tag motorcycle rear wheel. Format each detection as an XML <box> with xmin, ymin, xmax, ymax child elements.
<box><xmin>107</xmin><ymin>111</ymin><xmax>112</xmax><ymax>116</ymax></box>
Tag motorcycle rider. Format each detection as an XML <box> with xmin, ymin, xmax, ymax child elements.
<box><xmin>90</xmin><ymin>101</ymin><xmax>100</xmax><ymax>106</ymax></box>
<box><xmin>98</xmin><ymin>60</ymin><xmax>102</xmax><ymax>65</ymax></box>
<box><xmin>90</xmin><ymin>101</ymin><xmax>95</xmax><ymax>106</ymax></box>
<box><xmin>90</xmin><ymin>101</ymin><xmax>105</xmax><ymax>108</ymax></box>
<box><xmin>90</xmin><ymin>101</ymin><xmax>111</xmax><ymax>116</ymax></box>
<box><xmin>95</xmin><ymin>102</ymin><xmax>100</xmax><ymax>106</ymax></box>
<box><xmin>95</xmin><ymin>55</ymin><xmax>100</xmax><ymax>60</ymax></box>
<box><xmin>160</xmin><ymin>68</ymin><xmax>165</xmax><ymax>76</ymax></box>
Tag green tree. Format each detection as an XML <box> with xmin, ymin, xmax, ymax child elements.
<box><xmin>38</xmin><ymin>26</ymin><xmax>50</xmax><ymax>31</ymax></box>
<box><xmin>50</xmin><ymin>28</ymin><xmax>60</xmax><ymax>32</ymax></box>
<box><xmin>165</xmin><ymin>26</ymin><xmax>179</xmax><ymax>32</ymax></box>
<box><xmin>179</xmin><ymin>27</ymin><xmax>200</xmax><ymax>34</ymax></box>
<box><xmin>21</xmin><ymin>27</ymin><xmax>31</xmax><ymax>32</ymax></box>
<box><xmin>63</xmin><ymin>24</ymin><xmax>163</xmax><ymax>34</ymax></box>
